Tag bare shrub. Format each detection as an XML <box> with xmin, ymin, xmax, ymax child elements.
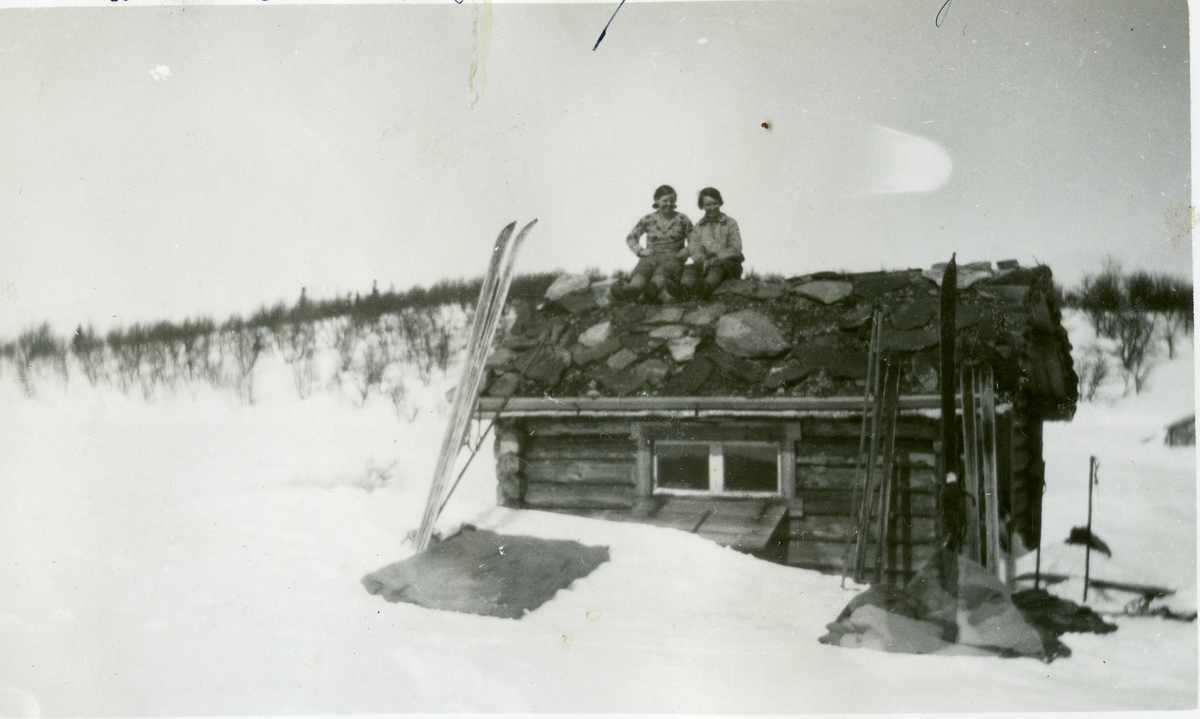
<box><xmin>15</xmin><ymin>323</ymin><xmax>68</xmax><ymax>396</ymax></box>
<box><xmin>173</xmin><ymin>318</ymin><xmax>219</xmax><ymax>387</ymax></box>
<box><xmin>222</xmin><ymin>318</ymin><xmax>269</xmax><ymax>403</ymax></box>
<box><xmin>1111</xmin><ymin>310</ymin><xmax>1157</xmax><ymax>395</ymax></box>
<box><xmin>350</xmin><ymin>322</ymin><xmax>395</xmax><ymax>404</ymax></box>
<box><xmin>384</xmin><ymin>375</ymin><xmax>421</xmax><ymax>422</ymax></box>
<box><xmin>330</xmin><ymin>317</ymin><xmax>360</xmax><ymax>375</ymax></box>
<box><xmin>398</xmin><ymin>306</ymin><xmax>461</xmax><ymax>384</ymax></box>
<box><xmin>273</xmin><ymin>320</ymin><xmax>319</xmax><ymax>398</ymax></box>
<box><xmin>71</xmin><ymin>325</ymin><xmax>106</xmax><ymax>386</ymax></box>
<box><xmin>1069</xmin><ymin>260</ymin><xmax>1124</xmax><ymax>338</ymax></box>
<box><xmin>140</xmin><ymin>322</ymin><xmax>183</xmax><ymax>399</ymax></box>
<box><xmin>106</xmin><ymin>327</ymin><xmax>145</xmax><ymax>394</ymax></box>
<box><xmin>1075</xmin><ymin>344</ymin><xmax>1109</xmax><ymax>402</ymax></box>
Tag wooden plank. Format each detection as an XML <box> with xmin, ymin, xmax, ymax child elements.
<box><xmin>523</xmin><ymin>459</ymin><xmax>636</xmax><ymax>486</ymax></box>
<box><xmin>478</xmin><ymin>395</ymin><xmax>949</xmax><ymax>415</ymax></box>
<box><xmin>641</xmin><ymin>423</ymin><xmax>786</xmax><ymax>442</ymax></box>
<box><xmin>524</xmin><ymin>439</ymin><xmax>637</xmax><ymax>462</ymax></box>
<box><xmin>796</xmin><ymin>461</ymin><xmax>937</xmax><ymax>490</ymax></box>
<box><xmin>522</xmin><ymin>419</ymin><xmax>635</xmax><ymax>437</ymax></box>
<box><xmin>802</xmin><ymin>417</ymin><xmax>939</xmax><ymax>440</ymax></box>
<box><xmin>548</xmin><ymin>507</ymin><xmax>634</xmax><ymax>522</ymax></box>
<box><xmin>794</xmin><ymin>442</ymin><xmax>861</xmax><ymax>462</ymax></box>
<box><xmin>980</xmin><ymin>365</ymin><xmax>1002</xmax><ymax>577</ymax></box>
<box><xmin>642</xmin><ymin>498</ymin><xmax>789</xmax><ymax>552</ymax></box>
<box><xmin>874</xmin><ymin>364</ymin><xmax>902</xmax><ymax>584</ymax></box>
<box><xmin>525</xmin><ymin>432</ymin><xmax>636</xmax><ymax>446</ymax></box>
<box><xmin>645</xmin><ymin>508</ymin><xmax>712</xmax><ymax>533</ymax></box>
<box><xmin>781</xmin><ymin>424</ymin><xmax>800</xmax><ymax>499</ymax></box>
<box><xmin>788</xmin><ymin>539</ymin><xmax>851</xmax><ymax>570</ymax></box>
<box><xmin>1087</xmin><ymin>578</ymin><xmax>1175</xmax><ymax>598</ymax></box>
<box><xmin>960</xmin><ymin>367</ymin><xmax>982</xmax><ymax>563</ymax></box>
<box><xmin>797</xmin><ymin>488</ymin><xmax>937</xmax><ymax>517</ymax></box>
<box><xmin>851</xmin><ymin>343</ymin><xmax>888</xmax><ymax>582</ymax></box>
<box><xmin>794</xmin><ymin>451</ymin><xmax>936</xmax><ymax>468</ymax></box>
<box><xmin>893</xmin><ymin>465</ymin><xmax>913</xmax><ymax>579</ymax></box>
<box><xmin>631</xmin><ymin>423</ymin><xmax>653</xmax><ymax>497</ymax></box>
<box><xmin>522</xmin><ymin>482</ymin><xmax>636</xmax><ymax>510</ymax></box>
<box><xmin>796</xmin><ymin>464</ymin><xmax>859</xmax><ymax>489</ymax></box>
<box><xmin>788</xmin><ymin>516</ymin><xmax>938</xmax><ymax>543</ymax></box>
<box><xmin>699</xmin><ymin>527</ymin><xmax>780</xmax><ymax>552</ymax></box>
<box><xmin>895</xmin><ymin>466</ymin><xmax>937</xmax><ymax>489</ymax></box>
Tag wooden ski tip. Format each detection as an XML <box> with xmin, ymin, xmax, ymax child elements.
<box><xmin>493</xmin><ymin>222</ymin><xmax>517</xmax><ymax>250</ymax></box>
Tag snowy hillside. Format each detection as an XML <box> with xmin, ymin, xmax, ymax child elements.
<box><xmin>0</xmin><ymin>309</ymin><xmax>1195</xmax><ymax>716</ymax></box>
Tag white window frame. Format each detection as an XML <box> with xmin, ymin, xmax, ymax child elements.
<box><xmin>653</xmin><ymin>440</ymin><xmax>781</xmax><ymax>497</ymax></box>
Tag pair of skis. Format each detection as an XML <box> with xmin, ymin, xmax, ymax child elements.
<box><xmin>847</xmin><ymin>307</ymin><xmax>902</xmax><ymax>585</ymax></box>
<box><xmin>412</xmin><ymin>220</ymin><xmax>537</xmax><ymax>553</ymax></box>
<box><xmin>845</xmin><ymin>253</ymin><xmax>959</xmax><ymax>585</ymax></box>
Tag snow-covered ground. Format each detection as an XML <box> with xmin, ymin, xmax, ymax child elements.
<box><xmin>0</xmin><ymin>309</ymin><xmax>1196</xmax><ymax>716</ymax></box>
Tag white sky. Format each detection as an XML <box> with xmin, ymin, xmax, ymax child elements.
<box><xmin>0</xmin><ymin>0</ymin><xmax>1192</xmax><ymax>335</ymax></box>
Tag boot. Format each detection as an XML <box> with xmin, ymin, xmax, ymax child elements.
<box><xmin>610</xmin><ymin>282</ymin><xmax>634</xmax><ymax>302</ymax></box>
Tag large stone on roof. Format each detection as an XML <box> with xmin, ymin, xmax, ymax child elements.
<box><xmin>911</xmin><ymin>352</ymin><xmax>939</xmax><ymax>393</ymax></box>
<box><xmin>684</xmin><ymin>303</ymin><xmax>726</xmax><ymax>326</ymax></box>
<box><xmin>485</xmin><ymin>347</ymin><xmax>518</xmax><ymax>370</ymax></box>
<box><xmin>790</xmin><ymin>340</ymin><xmax>870</xmax><ymax>380</ymax></box>
<box><xmin>518</xmin><ymin>346</ymin><xmax>571</xmax><ymax>386</ymax></box>
<box><xmin>793</xmin><ymin>280</ymin><xmax>854</xmax><ymax>304</ymax></box>
<box><xmin>662</xmin><ymin>357</ymin><xmax>713</xmax><ymax>394</ymax></box>
<box><xmin>890</xmin><ymin>297</ymin><xmax>938</xmax><ymax>331</ymax></box>
<box><xmin>977</xmin><ymin>285</ymin><xmax>1029</xmax><ymax>304</ymax></box>
<box><xmin>644</xmin><ymin>306</ymin><xmax>685</xmax><ymax>324</ymax></box>
<box><xmin>716</xmin><ymin>279</ymin><xmax>788</xmax><ymax>300</ymax></box>
<box><xmin>716</xmin><ymin>310</ymin><xmax>791</xmax><ymax>358</ymax></box>
<box><xmin>840</xmin><ymin>303</ymin><xmax>874</xmax><ymax>330</ymax></box>
<box><xmin>606</xmin><ymin>347</ymin><xmax>641</xmax><ymax>371</ymax></box>
<box><xmin>544</xmin><ymin>274</ymin><xmax>592</xmax><ymax>301</ymax></box>
<box><xmin>880</xmin><ymin>328</ymin><xmax>939</xmax><ymax>352</ymax></box>
<box><xmin>634</xmin><ymin>359</ymin><xmax>671</xmax><ymax>387</ymax></box>
<box><xmin>590</xmin><ymin>279</ymin><xmax>618</xmax><ymax>307</ymax></box>
<box><xmin>620</xmin><ymin>333</ymin><xmax>663</xmax><ymax>355</ymax></box>
<box><xmin>704</xmin><ymin>347</ymin><xmax>768</xmax><ymax>383</ymax></box>
<box><xmin>649</xmin><ymin>324</ymin><xmax>686</xmax><ymax>340</ymax></box>
<box><xmin>924</xmin><ymin>263</ymin><xmax>993</xmax><ymax>290</ymax></box>
<box><xmin>668</xmin><ymin>336</ymin><xmax>701</xmax><ymax>362</ymax></box>
<box><xmin>764</xmin><ymin>360</ymin><xmax>814</xmax><ymax>389</ymax></box>
<box><xmin>573</xmin><ymin>336</ymin><xmax>622</xmax><ymax>366</ymax></box>
<box><xmin>486</xmin><ymin>372</ymin><xmax>521</xmax><ymax>397</ymax></box>
<box><xmin>596</xmin><ymin>369</ymin><xmax>644</xmax><ymax>395</ymax></box>
<box><xmin>851</xmin><ymin>272</ymin><xmax>915</xmax><ymax>299</ymax></box>
<box><xmin>502</xmin><ymin>332</ymin><xmax>546</xmax><ymax>350</ymax></box>
<box><xmin>558</xmin><ymin>291</ymin><xmax>598</xmax><ymax>314</ymax></box>
<box><xmin>578</xmin><ymin>321</ymin><xmax>613</xmax><ymax>347</ymax></box>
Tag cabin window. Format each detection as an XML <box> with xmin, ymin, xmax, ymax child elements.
<box><xmin>654</xmin><ymin>441</ymin><xmax>780</xmax><ymax>496</ymax></box>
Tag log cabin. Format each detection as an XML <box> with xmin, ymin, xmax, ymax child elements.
<box><xmin>477</xmin><ymin>262</ymin><xmax>1078</xmax><ymax>584</ymax></box>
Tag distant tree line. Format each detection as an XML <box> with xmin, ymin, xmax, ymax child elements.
<box><xmin>0</xmin><ymin>273</ymin><xmax>560</xmax><ymax>405</ymax></box>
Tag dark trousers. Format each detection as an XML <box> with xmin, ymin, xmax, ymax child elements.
<box><xmin>681</xmin><ymin>258</ymin><xmax>743</xmax><ymax>297</ymax></box>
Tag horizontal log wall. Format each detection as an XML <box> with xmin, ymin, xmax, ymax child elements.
<box><xmin>496</xmin><ymin>413</ymin><xmax>944</xmax><ymax>582</ymax></box>
<box><xmin>786</xmin><ymin>416</ymin><xmax>941</xmax><ymax>581</ymax></box>
<box><xmin>516</xmin><ymin>419</ymin><xmax>639</xmax><ymax>511</ymax></box>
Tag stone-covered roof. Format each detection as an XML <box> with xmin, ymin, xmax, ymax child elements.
<box><xmin>483</xmin><ymin>261</ymin><xmax>1078</xmax><ymax>421</ymax></box>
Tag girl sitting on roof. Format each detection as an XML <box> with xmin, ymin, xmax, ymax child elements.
<box><xmin>681</xmin><ymin>187</ymin><xmax>744</xmax><ymax>298</ymax></box>
<box><xmin>612</xmin><ymin>185</ymin><xmax>694</xmax><ymax>303</ymax></box>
